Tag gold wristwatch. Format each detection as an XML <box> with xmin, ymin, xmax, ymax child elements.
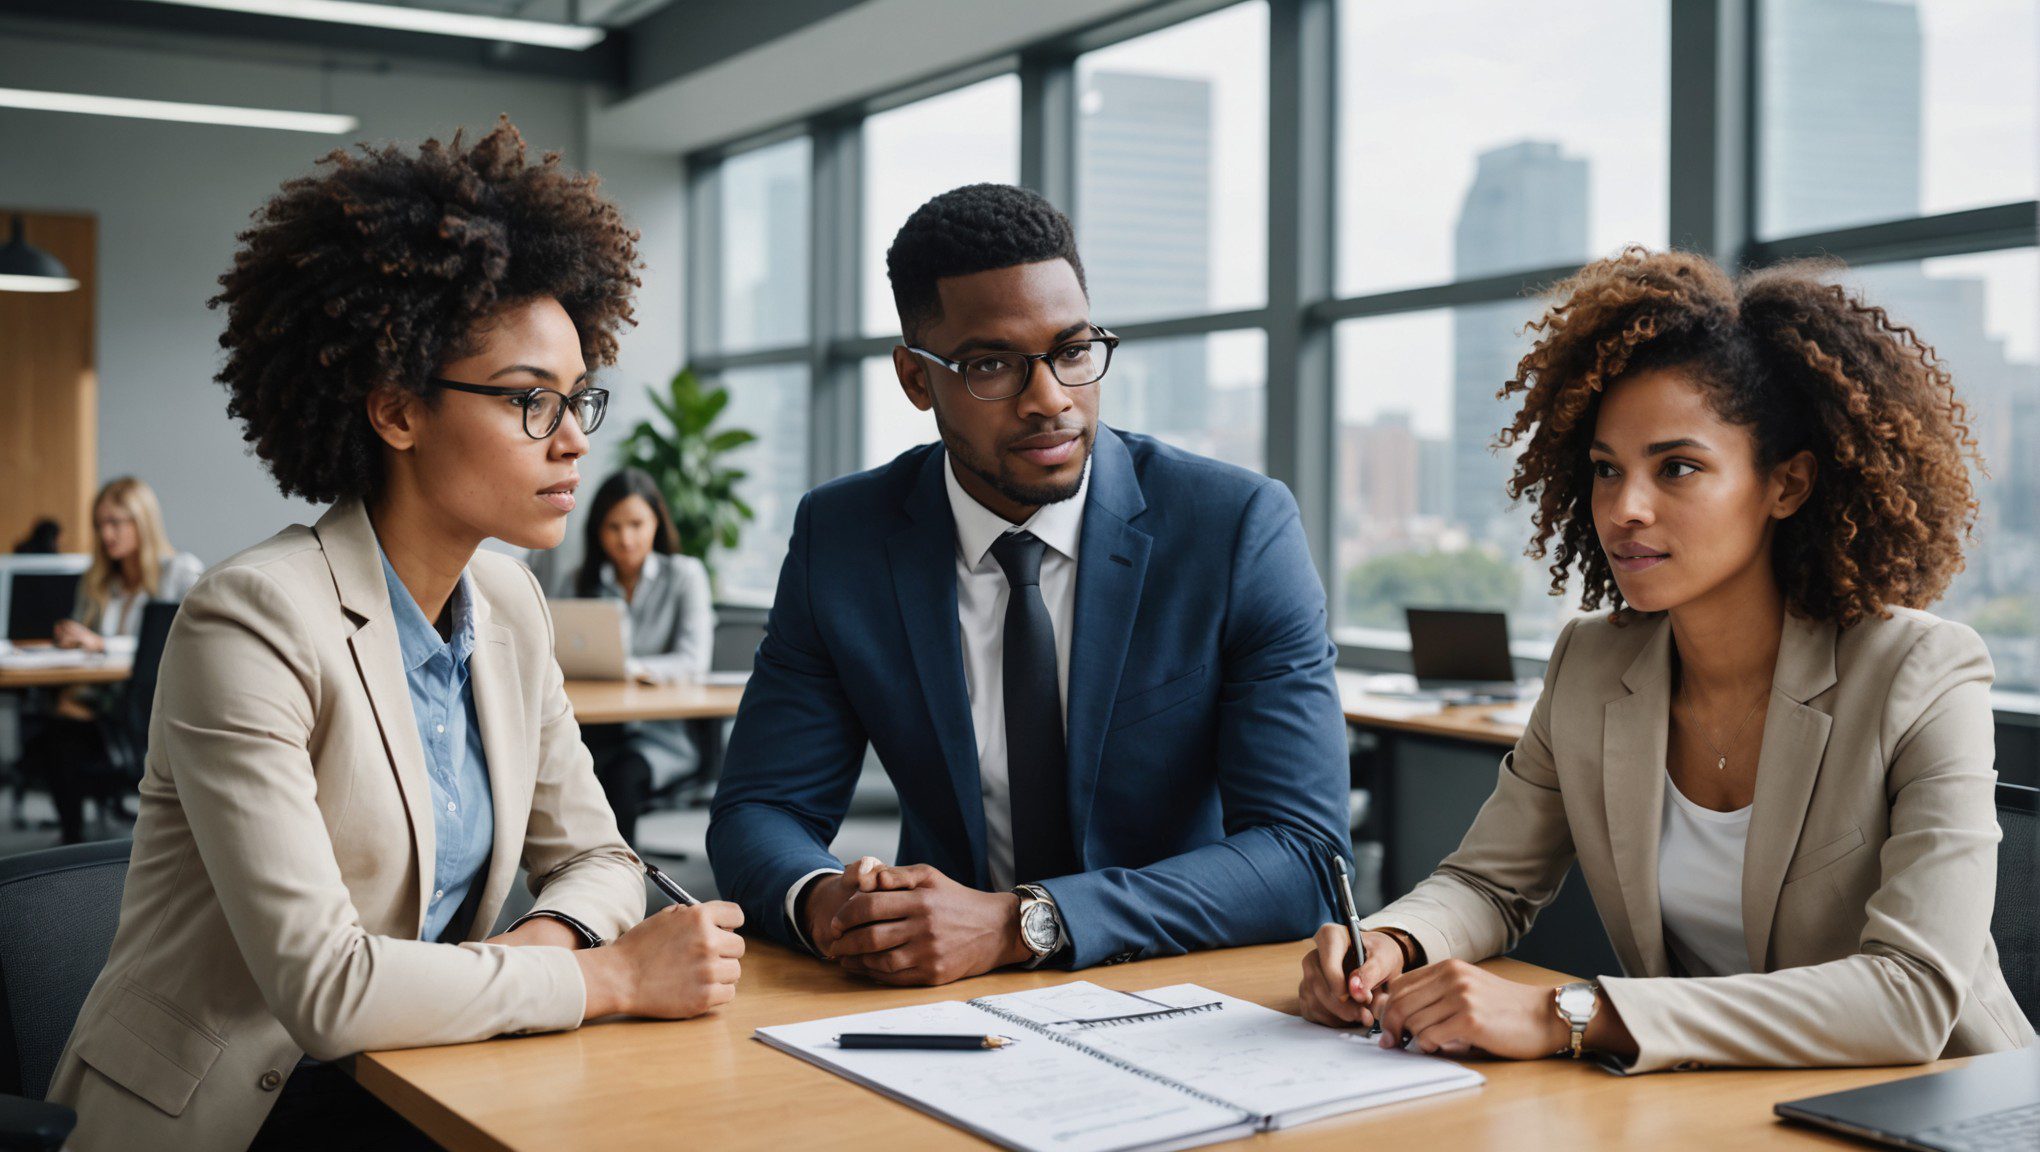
<box><xmin>1553</xmin><ymin>981</ymin><xmax>1599</xmax><ymax>1058</ymax></box>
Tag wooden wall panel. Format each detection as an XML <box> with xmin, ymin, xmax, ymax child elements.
<box><xmin>0</xmin><ymin>211</ymin><xmax>96</xmax><ymax>556</ymax></box>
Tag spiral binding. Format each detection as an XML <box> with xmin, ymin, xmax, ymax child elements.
<box><xmin>968</xmin><ymin>996</ymin><xmax>1251</xmax><ymax>1121</ymax></box>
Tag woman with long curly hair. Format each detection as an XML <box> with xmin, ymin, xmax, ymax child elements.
<box><xmin>48</xmin><ymin>121</ymin><xmax>745</xmax><ymax>1152</ymax></box>
<box><xmin>1298</xmin><ymin>248</ymin><xmax>2034</xmax><ymax>1071</ymax></box>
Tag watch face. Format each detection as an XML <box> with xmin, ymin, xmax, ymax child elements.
<box><xmin>1021</xmin><ymin>903</ymin><xmax>1059</xmax><ymax>953</ymax></box>
<box><xmin>1556</xmin><ymin>985</ymin><xmax>1596</xmax><ymax>1018</ymax></box>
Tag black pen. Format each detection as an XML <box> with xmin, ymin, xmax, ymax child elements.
<box><xmin>1334</xmin><ymin>856</ymin><xmax>1367</xmax><ymax>972</ymax></box>
<box><xmin>836</xmin><ymin>1034</ymin><xmax>1015</xmax><ymax>1051</ymax></box>
<box><xmin>642</xmin><ymin>859</ymin><xmax>701</xmax><ymax>907</ymax></box>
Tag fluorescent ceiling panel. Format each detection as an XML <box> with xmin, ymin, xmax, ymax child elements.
<box><xmin>0</xmin><ymin>87</ymin><xmax>359</xmax><ymax>133</ymax></box>
<box><xmin>131</xmin><ymin>0</ymin><xmax>607</xmax><ymax>50</ymax></box>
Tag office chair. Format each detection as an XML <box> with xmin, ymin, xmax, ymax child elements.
<box><xmin>1995</xmin><ymin>782</ymin><xmax>2039</xmax><ymax>1029</ymax></box>
<box><xmin>96</xmin><ymin>601</ymin><xmax>178</xmax><ymax>785</ymax></box>
<box><xmin>0</xmin><ymin>839</ymin><xmax>133</xmax><ymax>1149</ymax></box>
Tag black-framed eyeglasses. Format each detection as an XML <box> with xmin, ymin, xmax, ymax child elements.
<box><xmin>905</xmin><ymin>327</ymin><xmax>1119</xmax><ymax>401</ymax></box>
<box><xmin>430</xmin><ymin>378</ymin><xmax>610</xmax><ymax>440</ymax></box>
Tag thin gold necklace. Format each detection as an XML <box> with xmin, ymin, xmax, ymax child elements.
<box><xmin>1683</xmin><ymin>685</ymin><xmax>1766</xmax><ymax>771</ymax></box>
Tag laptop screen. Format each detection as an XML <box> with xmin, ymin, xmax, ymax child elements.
<box><xmin>1405</xmin><ymin>608</ymin><xmax>1516</xmax><ymax>684</ymax></box>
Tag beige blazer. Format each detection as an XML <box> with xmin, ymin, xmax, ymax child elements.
<box><xmin>48</xmin><ymin>501</ymin><xmax>645</xmax><ymax>1151</ymax></box>
<box><xmin>1363</xmin><ymin>607</ymin><xmax>2036</xmax><ymax>1073</ymax></box>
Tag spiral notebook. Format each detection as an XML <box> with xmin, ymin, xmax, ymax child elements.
<box><xmin>754</xmin><ymin>980</ymin><xmax>1483</xmax><ymax>1152</ymax></box>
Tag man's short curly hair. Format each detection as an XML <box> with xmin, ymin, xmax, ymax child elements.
<box><xmin>885</xmin><ymin>183</ymin><xmax>1086</xmax><ymax>341</ymax></box>
<box><xmin>211</xmin><ymin>117</ymin><xmax>640</xmax><ymax>504</ymax></box>
<box><xmin>1497</xmin><ymin>247</ymin><xmax>1979</xmax><ymax>629</ymax></box>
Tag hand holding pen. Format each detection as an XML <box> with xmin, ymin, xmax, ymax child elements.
<box><xmin>1295</xmin><ymin>859</ymin><xmax>1409</xmax><ymax>1031</ymax></box>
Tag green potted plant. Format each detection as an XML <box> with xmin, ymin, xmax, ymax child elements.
<box><xmin>620</xmin><ymin>366</ymin><xmax>757</xmax><ymax>588</ymax></box>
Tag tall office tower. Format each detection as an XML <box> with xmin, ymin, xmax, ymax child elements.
<box><xmin>1761</xmin><ymin>0</ymin><xmax>1922</xmax><ymax>236</ymax></box>
<box><xmin>1449</xmin><ymin>141</ymin><xmax>1589</xmax><ymax>539</ymax></box>
<box><xmin>1078</xmin><ymin>70</ymin><xmax>1212</xmax><ymax>444</ymax></box>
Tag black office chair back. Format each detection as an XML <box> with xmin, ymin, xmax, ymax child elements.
<box><xmin>102</xmin><ymin>601</ymin><xmax>178</xmax><ymax>780</ymax></box>
<box><xmin>0</xmin><ymin>840</ymin><xmax>131</xmax><ymax>1100</ymax></box>
<box><xmin>710</xmin><ymin>616</ymin><xmax>766</xmax><ymax>673</ymax></box>
<box><xmin>1995</xmin><ymin>782</ymin><xmax>2039</xmax><ymax>1029</ymax></box>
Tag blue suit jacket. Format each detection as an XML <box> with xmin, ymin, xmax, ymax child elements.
<box><xmin>707</xmin><ymin>426</ymin><xmax>1351</xmax><ymax>967</ymax></box>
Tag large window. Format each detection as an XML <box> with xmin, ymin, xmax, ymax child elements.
<box><xmin>715</xmin><ymin>364</ymin><xmax>811</xmax><ymax>605</ymax></box>
<box><xmin>1333</xmin><ymin>305</ymin><xmax>1572</xmax><ymax>648</ymax></box>
<box><xmin>861</xmin><ymin>77</ymin><xmax>1022</xmax><ymax>338</ymax></box>
<box><xmin>1758</xmin><ymin>0</ymin><xmax>2038</xmax><ymax>238</ymax></box>
<box><xmin>1847</xmin><ymin>249</ymin><xmax>2040</xmax><ymax>688</ymax></box>
<box><xmin>1336</xmin><ymin>0</ymin><xmax>1668</xmax><ymax>295</ymax></box>
<box><xmin>686</xmin><ymin>0</ymin><xmax>2040</xmax><ymax>694</ymax></box>
<box><xmin>1108</xmin><ymin>329</ymin><xmax>1267</xmax><ymax>473</ymax></box>
<box><xmin>1075</xmin><ymin>2</ymin><xmax>1269</xmax><ymax>325</ymax></box>
<box><xmin>716</xmin><ymin>137</ymin><xmax>810</xmax><ymax>353</ymax></box>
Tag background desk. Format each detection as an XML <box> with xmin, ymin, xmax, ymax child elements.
<box><xmin>560</xmin><ymin>680</ymin><xmax>744</xmax><ymax>725</ymax></box>
<box><xmin>0</xmin><ymin>656</ymin><xmax>131</xmax><ymax>691</ymax></box>
<box><xmin>353</xmin><ymin>938</ymin><xmax>1954</xmax><ymax>1151</ymax></box>
<box><xmin>1335</xmin><ymin>673</ymin><xmax>1620</xmax><ymax>982</ymax></box>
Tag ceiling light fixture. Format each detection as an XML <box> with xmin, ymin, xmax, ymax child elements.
<box><xmin>0</xmin><ymin>215</ymin><xmax>81</xmax><ymax>294</ymax></box>
<box><xmin>0</xmin><ymin>87</ymin><xmax>358</xmax><ymax>134</ymax></box>
<box><xmin>132</xmin><ymin>0</ymin><xmax>607</xmax><ymax>50</ymax></box>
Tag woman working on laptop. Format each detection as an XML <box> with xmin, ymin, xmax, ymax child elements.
<box><xmin>1300</xmin><ymin>248</ymin><xmax>2034</xmax><ymax>1071</ymax></box>
<box><xmin>49</xmin><ymin>122</ymin><xmax>745</xmax><ymax>1152</ymax></box>
<box><xmin>559</xmin><ymin>467</ymin><xmax>715</xmax><ymax>843</ymax></box>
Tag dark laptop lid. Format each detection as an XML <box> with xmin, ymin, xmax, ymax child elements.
<box><xmin>1405</xmin><ymin>608</ymin><xmax>1515</xmax><ymax>685</ymax></box>
<box><xmin>7</xmin><ymin>571</ymin><xmax>81</xmax><ymax>641</ymax></box>
<box><xmin>1774</xmin><ymin>1046</ymin><xmax>2040</xmax><ymax>1148</ymax></box>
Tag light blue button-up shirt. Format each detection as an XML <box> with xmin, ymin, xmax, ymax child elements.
<box><xmin>379</xmin><ymin>546</ymin><xmax>495</xmax><ymax>943</ymax></box>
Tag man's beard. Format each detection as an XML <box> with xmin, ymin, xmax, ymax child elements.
<box><xmin>942</xmin><ymin>425</ymin><xmax>1091</xmax><ymax>509</ymax></box>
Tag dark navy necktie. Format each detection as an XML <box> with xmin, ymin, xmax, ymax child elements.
<box><xmin>989</xmin><ymin>531</ymin><xmax>1078</xmax><ymax>883</ymax></box>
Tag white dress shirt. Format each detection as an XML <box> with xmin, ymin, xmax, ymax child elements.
<box><xmin>783</xmin><ymin>454</ymin><xmax>1089</xmax><ymax>942</ymax></box>
<box><xmin>1657</xmin><ymin>772</ymin><xmax>1754</xmax><ymax>978</ymax></box>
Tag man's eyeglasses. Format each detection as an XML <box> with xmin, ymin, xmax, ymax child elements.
<box><xmin>431</xmin><ymin>378</ymin><xmax>609</xmax><ymax>440</ymax></box>
<box><xmin>905</xmin><ymin>328</ymin><xmax>1119</xmax><ymax>401</ymax></box>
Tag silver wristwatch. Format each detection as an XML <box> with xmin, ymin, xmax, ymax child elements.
<box><xmin>1014</xmin><ymin>884</ymin><xmax>1065</xmax><ymax>969</ymax></box>
<box><xmin>1553</xmin><ymin>981</ymin><xmax>1600</xmax><ymax>1059</ymax></box>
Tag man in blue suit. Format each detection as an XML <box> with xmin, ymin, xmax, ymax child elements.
<box><xmin>708</xmin><ymin>184</ymin><xmax>1350</xmax><ymax>985</ymax></box>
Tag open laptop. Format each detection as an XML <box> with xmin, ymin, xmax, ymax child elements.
<box><xmin>549</xmin><ymin>598</ymin><xmax>631</xmax><ymax>681</ymax></box>
<box><xmin>1404</xmin><ymin>608</ymin><xmax>1527</xmax><ymax>700</ymax></box>
<box><xmin>1775</xmin><ymin>1045</ymin><xmax>2040</xmax><ymax>1152</ymax></box>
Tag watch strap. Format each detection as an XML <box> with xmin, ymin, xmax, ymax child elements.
<box><xmin>506</xmin><ymin>909</ymin><xmax>605</xmax><ymax>949</ymax></box>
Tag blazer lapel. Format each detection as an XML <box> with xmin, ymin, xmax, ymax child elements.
<box><xmin>888</xmin><ymin>449</ymin><xmax>990</xmax><ymax>888</ymax></box>
<box><xmin>464</xmin><ymin>587</ymin><xmax>529</xmax><ymax>940</ymax></box>
<box><xmin>315</xmin><ymin>500</ymin><xmax>437</xmax><ymax>933</ymax></box>
<box><xmin>1064</xmin><ymin>427</ymin><xmax>1151</xmax><ymax>856</ymax></box>
<box><xmin>1741</xmin><ymin>612</ymin><xmax>1838</xmax><ymax>970</ymax></box>
<box><xmin>1603</xmin><ymin>616</ymin><xmax>1674</xmax><ymax>977</ymax></box>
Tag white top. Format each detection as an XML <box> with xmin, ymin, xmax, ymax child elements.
<box><xmin>1657</xmin><ymin>773</ymin><xmax>1754</xmax><ymax>977</ymax></box>
<box><xmin>783</xmin><ymin>455</ymin><xmax>1090</xmax><ymax>942</ymax></box>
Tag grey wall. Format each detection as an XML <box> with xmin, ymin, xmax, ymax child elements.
<box><xmin>0</xmin><ymin>27</ymin><xmax>684</xmax><ymax>570</ymax></box>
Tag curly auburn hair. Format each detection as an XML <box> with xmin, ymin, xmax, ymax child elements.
<box><xmin>1497</xmin><ymin>247</ymin><xmax>1979</xmax><ymax>629</ymax></box>
<box><xmin>211</xmin><ymin>117</ymin><xmax>640</xmax><ymax>504</ymax></box>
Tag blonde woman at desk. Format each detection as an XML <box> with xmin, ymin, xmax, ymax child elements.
<box><xmin>48</xmin><ymin>122</ymin><xmax>745</xmax><ymax>1152</ymax></box>
<box><xmin>1300</xmin><ymin>248</ymin><xmax>2035</xmax><ymax>1072</ymax></box>
<box><xmin>52</xmin><ymin>475</ymin><xmax>203</xmax><ymax>651</ymax></box>
<box><xmin>559</xmin><ymin>466</ymin><xmax>716</xmax><ymax>844</ymax></box>
<box><xmin>28</xmin><ymin>476</ymin><xmax>204</xmax><ymax>842</ymax></box>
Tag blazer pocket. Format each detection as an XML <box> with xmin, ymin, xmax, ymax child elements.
<box><xmin>1782</xmin><ymin>825</ymin><xmax>1867</xmax><ymax>885</ymax></box>
<box><xmin>72</xmin><ymin>982</ymin><xmax>226</xmax><ymax>1117</ymax></box>
<box><xmin>1107</xmin><ymin>665</ymin><xmax>1207</xmax><ymax>733</ymax></box>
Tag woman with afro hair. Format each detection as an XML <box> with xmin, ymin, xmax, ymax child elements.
<box><xmin>1298</xmin><ymin>248</ymin><xmax>2034</xmax><ymax>1072</ymax></box>
<box><xmin>48</xmin><ymin>120</ymin><xmax>745</xmax><ymax>1152</ymax></box>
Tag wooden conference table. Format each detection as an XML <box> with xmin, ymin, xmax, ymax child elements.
<box><xmin>352</xmin><ymin>938</ymin><xmax>1957</xmax><ymax>1152</ymax></box>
